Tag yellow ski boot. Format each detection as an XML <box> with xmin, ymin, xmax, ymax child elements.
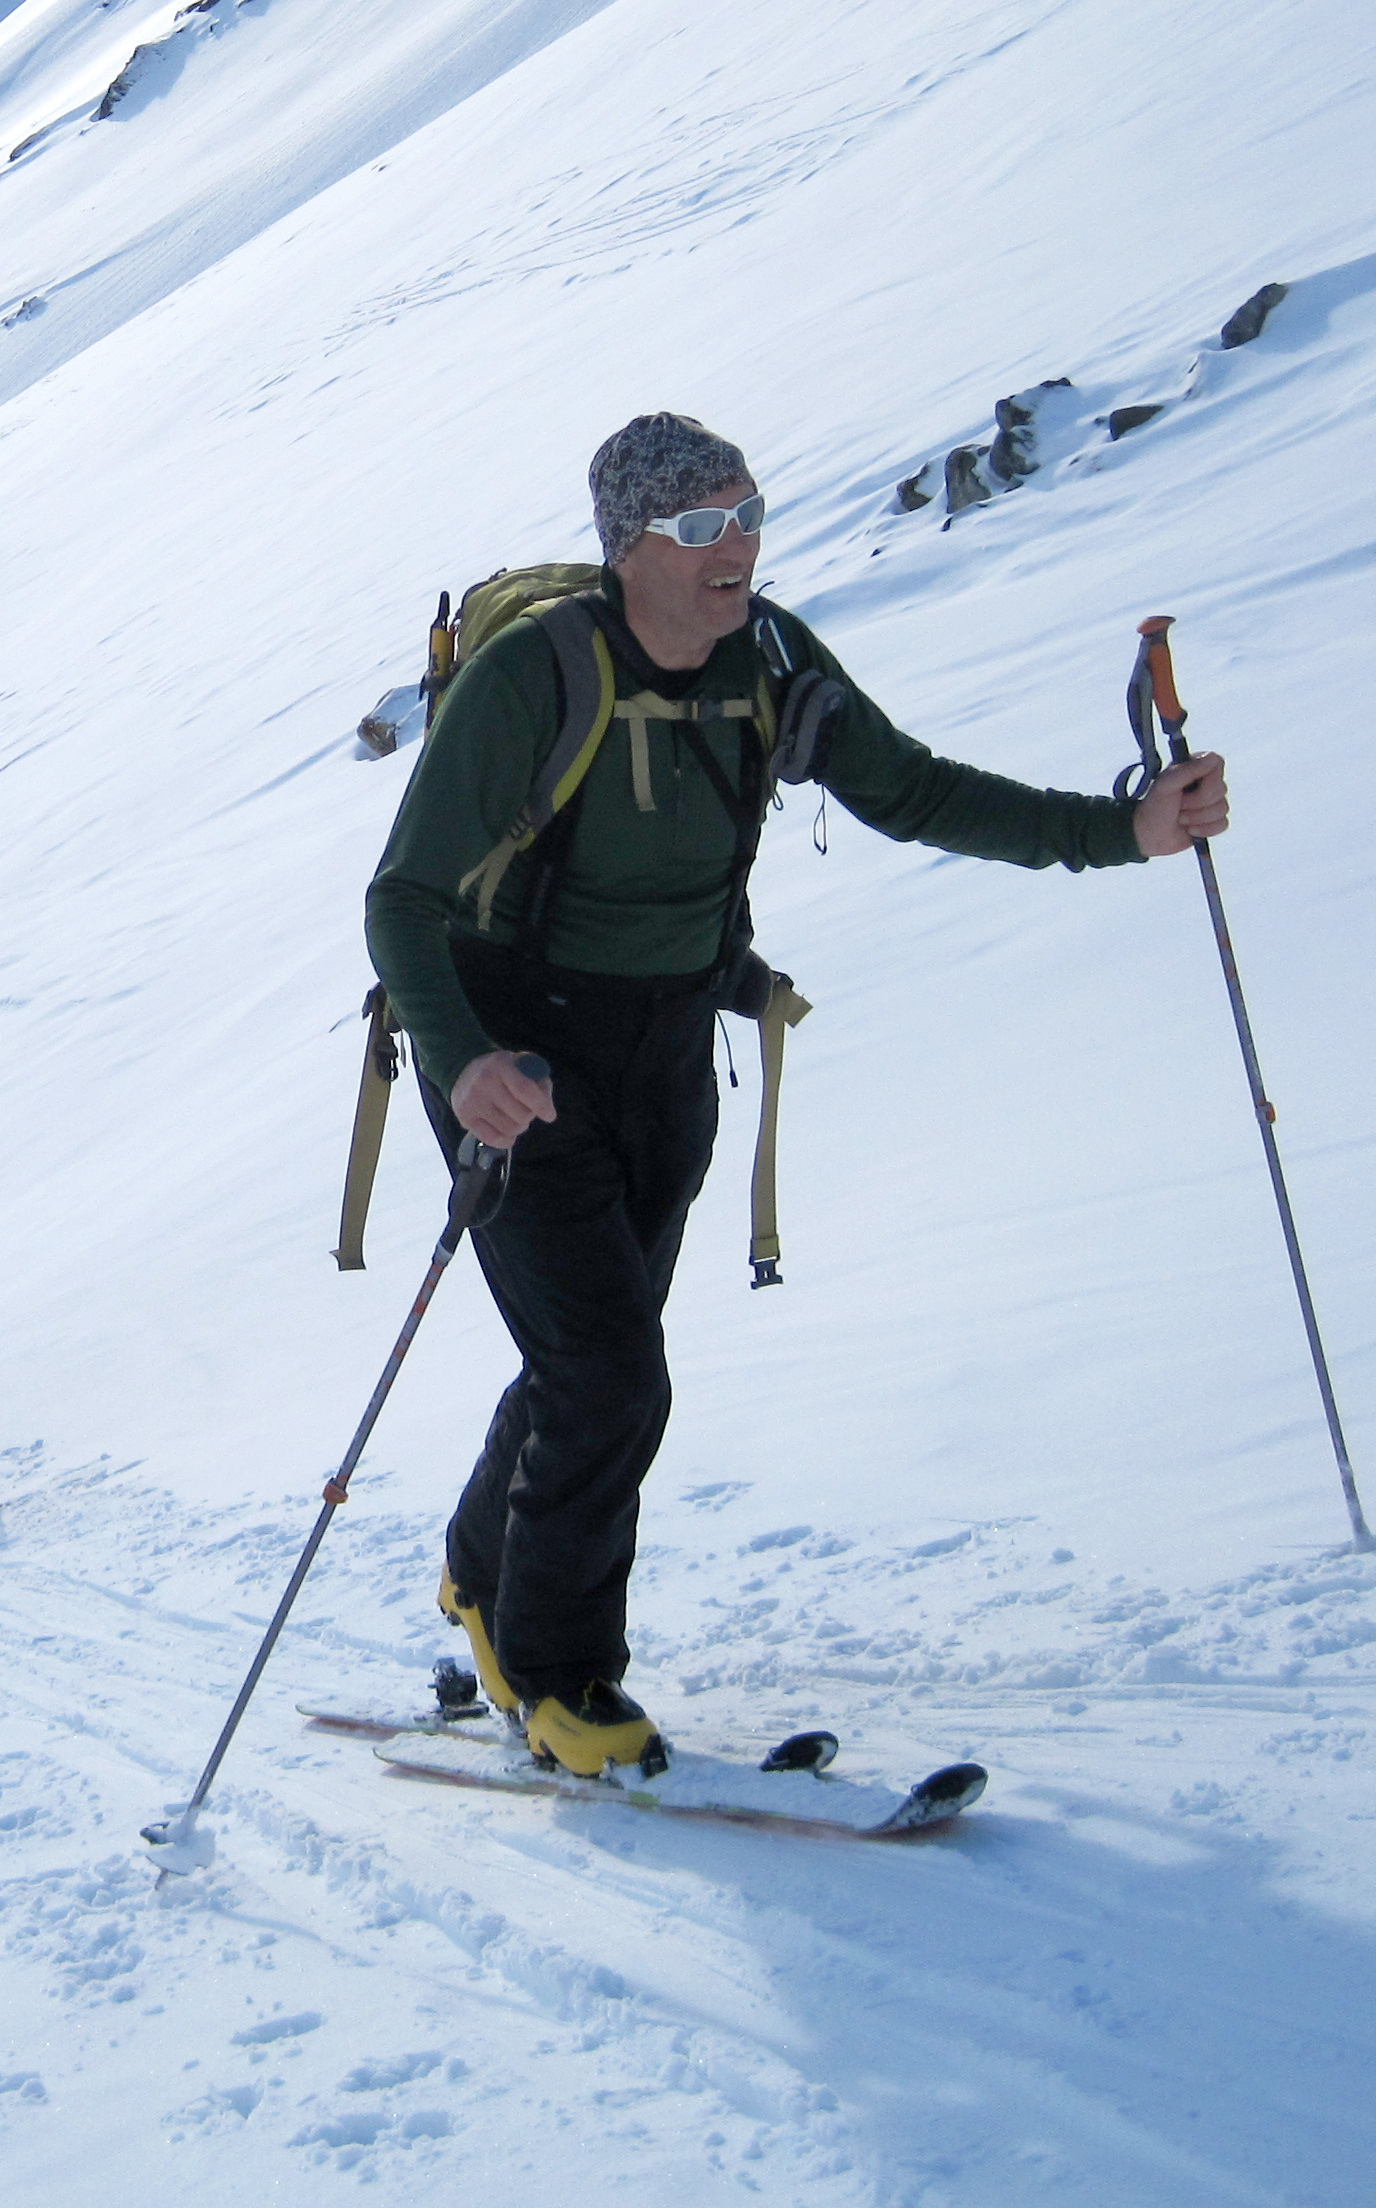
<box><xmin>436</xmin><ymin>1567</ymin><xmax>522</xmax><ymax>1725</ymax></box>
<box><xmin>524</xmin><ymin>1680</ymin><xmax>668</xmax><ymax>1779</ymax></box>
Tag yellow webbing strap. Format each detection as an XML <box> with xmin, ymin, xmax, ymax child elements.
<box><xmin>611</xmin><ymin>690</ymin><xmax>762</xmax><ymax>816</ymax></box>
<box><xmin>458</xmin><ymin>809</ymin><xmax>535</xmax><ymax>932</ymax></box>
<box><xmin>753</xmin><ymin>669</ymin><xmax>777</xmax><ymax>753</ymax></box>
<box><xmin>333</xmin><ymin>986</ymin><xmax>405</xmax><ymax>1271</ymax></box>
<box><xmin>617</xmin><ymin>697</ymin><xmax>659</xmax><ymax>812</ymax></box>
<box><xmin>749</xmin><ymin>974</ymin><xmax>812</xmax><ymax>1285</ymax></box>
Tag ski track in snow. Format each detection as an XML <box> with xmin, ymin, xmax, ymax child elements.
<box><xmin>3</xmin><ymin>1444</ymin><xmax>1376</xmax><ymax>2202</ymax></box>
<box><xmin>0</xmin><ymin>0</ymin><xmax>623</xmax><ymax>408</ymax></box>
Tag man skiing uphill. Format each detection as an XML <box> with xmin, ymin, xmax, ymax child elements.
<box><xmin>364</xmin><ymin>411</ymin><xmax>1227</xmax><ymax>1780</ymax></box>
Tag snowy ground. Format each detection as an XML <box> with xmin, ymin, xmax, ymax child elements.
<box><xmin>3</xmin><ymin>2</ymin><xmax>1376</xmax><ymax>2202</ymax></box>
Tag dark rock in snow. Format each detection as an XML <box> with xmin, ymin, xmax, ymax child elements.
<box><xmin>98</xmin><ymin>9</ymin><xmax>219</xmax><ymax>121</ymax></box>
<box><xmin>896</xmin><ymin>458</ymin><xmax>942</xmax><ymax>510</ymax></box>
<box><xmin>988</xmin><ymin>377</ymin><xmax>1073</xmax><ymax>482</ymax></box>
<box><xmin>895</xmin><ymin>278</ymin><xmax>1284</xmax><ymax>527</ymax></box>
<box><xmin>357</xmin><ymin>715</ymin><xmax>398</xmax><ymax>758</ymax></box>
<box><xmin>98</xmin><ymin>46</ymin><xmax>158</xmax><ymax>117</ymax></box>
<box><xmin>902</xmin><ymin>379</ymin><xmax>1081</xmax><ymax>523</ymax></box>
<box><xmin>944</xmin><ymin>444</ymin><xmax>997</xmax><ymax>514</ymax></box>
<box><xmin>1107</xmin><ymin>402</ymin><xmax>1165</xmax><ymax>440</ymax></box>
<box><xmin>1220</xmin><ymin>281</ymin><xmax>1288</xmax><ymax>349</ymax></box>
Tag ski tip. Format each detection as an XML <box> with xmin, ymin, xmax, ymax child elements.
<box><xmin>884</xmin><ymin>1762</ymin><xmax>988</xmax><ymax>1832</ymax></box>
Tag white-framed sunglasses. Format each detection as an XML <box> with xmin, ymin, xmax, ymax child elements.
<box><xmin>644</xmin><ymin>493</ymin><xmax>766</xmax><ymax>547</ymax></box>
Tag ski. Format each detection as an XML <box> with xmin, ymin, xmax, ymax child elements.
<box><xmin>297</xmin><ymin>1657</ymin><xmax>491</xmax><ymax>1737</ymax></box>
<box><xmin>371</xmin><ymin>1730</ymin><xmax>986</xmax><ymax>1840</ymax></box>
<box><xmin>300</xmin><ymin>1662</ymin><xmax>987</xmax><ymax>1840</ymax></box>
<box><xmin>296</xmin><ymin>1701</ymin><xmax>490</xmax><ymax>1738</ymax></box>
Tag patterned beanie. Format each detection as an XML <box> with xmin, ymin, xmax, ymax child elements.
<box><xmin>588</xmin><ymin>412</ymin><xmax>753</xmax><ymax>566</ymax></box>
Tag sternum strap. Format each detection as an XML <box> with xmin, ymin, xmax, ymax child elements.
<box><xmin>613</xmin><ymin>691</ymin><xmax>758</xmax><ymax>814</ymax></box>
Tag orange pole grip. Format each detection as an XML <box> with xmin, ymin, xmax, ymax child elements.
<box><xmin>1136</xmin><ymin>614</ymin><xmax>1185</xmax><ymax>728</ymax></box>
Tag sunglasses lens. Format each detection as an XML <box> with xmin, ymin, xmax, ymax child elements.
<box><xmin>648</xmin><ymin>496</ymin><xmax>767</xmax><ymax>546</ymax></box>
<box><xmin>676</xmin><ymin>508</ymin><xmax>729</xmax><ymax>546</ymax></box>
<box><xmin>673</xmin><ymin>496</ymin><xmax>766</xmax><ymax>545</ymax></box>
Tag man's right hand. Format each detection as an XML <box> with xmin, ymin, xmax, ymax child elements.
<box><xmin>450</xmin><ymin>1051</ymin><xmax>557</xmax><ymax>1149</ymax></box>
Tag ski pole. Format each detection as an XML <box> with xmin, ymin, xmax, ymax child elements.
<box><xmin>1121</xmin><ymin>617</ymin><xmax>1373</xmax><ymax>1553</ymax></box>
<box><xmin>141</xmin><ymin>1053</ymin><xmax>551</xmax><ymax>1871</ymax></box>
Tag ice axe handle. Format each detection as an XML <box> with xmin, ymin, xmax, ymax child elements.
<box><xmin>1137</xmin><ymin>615</ymin><xmax>1188</xmax><ymax>745</ymax></box>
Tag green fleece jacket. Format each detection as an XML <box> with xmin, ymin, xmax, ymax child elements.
<box><xmin>365</xmin><ymin>575</ymin><xmax>1144</xmax><ymax>1096</ymax></box>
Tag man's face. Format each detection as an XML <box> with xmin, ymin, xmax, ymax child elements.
<box><xmin>616</xmin><ymin>477</ymin><xmax>761</xmax><ymax>648</ymax></box>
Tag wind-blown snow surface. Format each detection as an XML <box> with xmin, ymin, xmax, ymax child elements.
<box><xmin>3</xmin><ymin>1</ymin><xmax>1376</xmax><ymax>2201</ymax></box>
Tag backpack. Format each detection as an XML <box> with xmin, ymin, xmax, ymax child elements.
<box><xmin>335</xmin><ymin>570</ymin><xmax>840</xmax><ymax>1282</ymax></box>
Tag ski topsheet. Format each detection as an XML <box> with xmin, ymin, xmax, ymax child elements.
<box><xmin>348</xmin><ymin>1721</ymin><xmax>985</xmax><ymax>1839</ymax></box>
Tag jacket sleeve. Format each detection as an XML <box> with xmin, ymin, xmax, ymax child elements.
<box><xmin>774</xmin><ymin>611</ymin><xmax>1146</xmax><ymax>872</ymax></box>
<box><xmin>364</xmin><ymin>625</ymin><xmax>560</xmax><ymax>1097</ymax></box>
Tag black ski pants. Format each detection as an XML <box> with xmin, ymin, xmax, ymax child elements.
<box><xmin>420</xmin><ymin>938</ymin><xmax>718</xmax><ymax>1705</ymax></box>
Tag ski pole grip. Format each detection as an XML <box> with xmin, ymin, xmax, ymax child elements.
<box><xmin>1137</xmin><ymin>615</ymin><xmax>1187</xmax><ymax>740</ymax></box>
<box><xmin>514</xmin><ymin>1053</ymin><xmax>551</xmax><ymax>1085</ymax></box>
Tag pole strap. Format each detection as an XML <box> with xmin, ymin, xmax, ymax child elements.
<box><xmin>332</xmin><ymin>986</ymin><xmax>405</xmax><ymax>1271</ymax></box>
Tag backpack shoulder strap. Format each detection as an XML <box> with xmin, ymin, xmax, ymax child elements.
<box><xmin>530</xmin><ymin>597</ymin><xmax>618</xmax><ymax>819</ymax></box>
<box><xmin>750</xmin><ymin>593</ymin><xmax>843</xmax><ymax>786</ymax></box>
<box><xmin>458</xmin><ymin>598</ymin><xmax>617</xmax><ymax>931</ymax></box>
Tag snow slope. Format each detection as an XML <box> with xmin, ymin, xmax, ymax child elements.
<box><xmin>0</xmin><ymin>0</ymin><xmax>618</xmax><ymax>403</ymax></box>
<box><xmin>3</xmin><ymin>1</ymin><xmax>1376</xmax><ymax>2201</ymax></box>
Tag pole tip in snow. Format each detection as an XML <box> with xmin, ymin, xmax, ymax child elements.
<box><xmin>139</xmin><ymin>1807</ymin><xmax>216</xmax><ymax>1883</ymax></box>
